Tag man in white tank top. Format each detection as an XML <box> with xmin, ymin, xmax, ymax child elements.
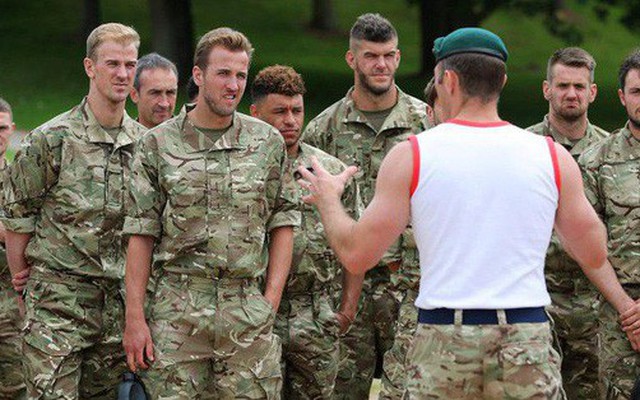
<box><xmin>297</xmin><ymin>27</ymin><xmax>640</xmax><ymax>399</ymax></box>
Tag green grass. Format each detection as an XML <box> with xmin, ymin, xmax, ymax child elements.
<box><xmin>1</xmin><ymin>0</ymin><xmax>639</xmax><ymax>132</ymax></box>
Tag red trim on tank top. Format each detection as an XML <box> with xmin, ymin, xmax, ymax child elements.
<box><xmin>545</xmin><ymin>136</ymin><xmax>562</xmax><ymax>195</ymax></box>
<box><xmin>408</xmin><ymin>135</ymin><xmax>420</xmax><ymax>197</ymax></box>
<box><xmin>447</xmin><ymin>119</ymin><xmax>510</xmax><ymax>127</ymax></box>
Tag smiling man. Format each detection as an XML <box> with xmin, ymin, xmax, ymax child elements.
<box><xmin>526</xmin><ymin>47</ymin><xmax>610</xmax><ymax>399</ymax></box>
<box><xmin>123</xmin><ymin>28</ymin><xmax>299</xmax><ymax>398</ymax></box>
<box><xmin>1</xmin><ymin>23</ymin><xmax>145</xmax><ymax>399</ymax></box>
<box><xmin>130</xmin><ymin>52</ymin><xmax>178</xmax><ymax>128</ymax></box>
<box><xmin>303</xmin><ymin>14</ymin><xmax>430</xmax><ymax>398</ymax></box>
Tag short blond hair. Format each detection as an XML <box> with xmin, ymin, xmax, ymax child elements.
<box><xmin>194</xmin><ymin>27</ymin><xmax>254</xmax><ymax>70</ymax></box>
<box><xmin>86</xmin><ymin>22</ymin><xmax>140</xmax><ymax>60</ymax></box>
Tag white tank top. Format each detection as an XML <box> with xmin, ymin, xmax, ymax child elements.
<box><xmin>410</xmin><ymin>120</ymin><xmax>560</xmax><ymax>309</ymax></box>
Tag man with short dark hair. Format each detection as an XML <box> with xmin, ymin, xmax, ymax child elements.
<box><xmin>527</xmin><ymin>47</ymin><xmax>609</xmax><ymax>399</ymax></box>
<box><xmin>123</xmin><ymin>28</ymin><xmax>298</xmax><ymax>398</ymax></box>
<box><xmin>0</xmin><ymin>97</ymin><xmax>25</xmax><ymax>399</ymax></box>
<box><xmin>298</xmin><ymin>27</ymin><xmax>640</xmax><ymax>399</ymax></box>
<box><xmin>303</xmin><ymin>13</ymin><xmax>429</xmax><ymax>397</ymax></box>
<box><xmin>1</xmin><ymin>23</ymin><xmax>145</xmax><ymax>398</ymax></box>
<box><xmin>580</xmin><ymin>50</ymin><xmax>640</xmax><ymax>399</ymax></box>
<box><xmin>130</xmin><ymin>52</ymin><xmax>178</xmax><ymax>128</ymax></box>
<box><xmin>250</xmin><ymin>64</ymin><xmax>363</xmax><ymax>399</ymax></box>
<box><xmin>424</xmin><ymin>76</ymin><xmax>443</xmax><ymax>126</ymax></box>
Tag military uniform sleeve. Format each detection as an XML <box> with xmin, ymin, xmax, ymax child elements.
<box><xmin>302</xmin><ymin>118</ymin><xmax>325</xmax><ymax>150</ymax></box>
<box><xmin>341</xmin><ymin>174</ymin><xmax>363</xmax><ymax>220</ymax></box>
<box><xmin>0</xmin><ymin>129</ymin><xmax>60</xmax><ymax>233</ymax></box>
<box><xmin>265</xmin><ymin>138</ymin><xmax>300</xmax><ymax>232</ymax></box>
<box><xmin>578</xmin><ymin>146</ymin><xmax>605</xmax><ymax>220</ymax></box>
<box><xmin>122</xmin><ymin>135</ymin><xmax>165</xmax><ymax>238</ymax></box>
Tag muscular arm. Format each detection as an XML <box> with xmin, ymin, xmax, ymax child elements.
<box><xmin>553</xmin><ymin>143</ymin><xmax>634</xmax><ymax>312</ymax></box>
<box><xmin>263</xmin><ymin>226</ymin><xmax>294</xmax><ymax>312</ymax></box>
<box><xmin>123</xmin><ymin>234</ymin><xmax>155</xmax><ymax>372</ymax></box>
<box><xmin>300</xmin><ymin>142</ymin><xmax>412</xmax><ymax>274</ymax></box>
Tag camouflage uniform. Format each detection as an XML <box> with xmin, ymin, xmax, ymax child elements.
<box><xmin>275</xmin><ymin>143</ymin><xmax>361</xmax><ymax>399</ymax></box>
<box><xmin>123</xmin><ymin>107</ymin><xmax>299</xmax><ymax>399</ymax></box>
<box><xmin>0</xmin><ymin>247</ymin><xmax>26</xmax><ymax>399</ymax></box>
<box><xmin>0</xmin><ymin>98</ymin><xmax>145</xmax><ymax>399</ymax></box>
<box><xmin>404</xmin><ymin>321</ymin><xmax>563</xmax><ymax>399</ymax></box>
<box><xmin>303</xmin><ymin>87</ymin><xmax>429</xmax><ymax>398</ymax></box>
<box><xmin>579</xmin><ymin>123</ymin><xmax>640</xmax><ymax>399</ymax></box>
<box><xmin>527</xmin><ymin>115</ymin><xmax>609</xmax><ymax>399</ymax></box>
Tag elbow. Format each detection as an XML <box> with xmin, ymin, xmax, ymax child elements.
<box><xmin>341</xmin><ymin>252</ymin><xmax>374</xmax><ymax>275</ymax></box>
<box><xmin>581</xmin><ymin>246</ymin><xmax>608</xmax><ymax>270</ymax></box>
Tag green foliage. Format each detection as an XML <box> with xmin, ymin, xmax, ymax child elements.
<box><xmin>0</xmin><ymin>0</ymin><xmax>638</xmax><ymax>132</ymax></box>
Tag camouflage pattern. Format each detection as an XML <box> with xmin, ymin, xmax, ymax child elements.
<box><xmin>599</xmin><ymin>287</ymin><xmax>640</xmax><ymax>400</ymax></box>
<box><xmin>404</xmin><ymin>322</ymin><xmax>564</xmax><ymax>399</ymax></box>
<box><xmin>275</xmin><ymin>292</ymin><xmax>339</xmax><ymax>400</ymax></box>
<box><xmin>303</xmin><ymin>86</ymin><xmax>429</xmax><ymax>397</ymax></box>
<box><xmin>123</xmin><ymin>107</ymin><xmax>299</xmax><ymax>398</ymax></box>
<box><xmin>144</xmin><ymin>274</ymin><xmax>282</xmax><ymax>399</ymax></box>
<box><xmin>274</xmin><ymin>143</ymin><xmax>360</xmax><ymax>399</ymax></box>
<box><xmin>579</xmin><ymin>123</ymin><xmax>640</xmax><ymax>398</ymax></box>
<box><xmin>527</xmin><ymin>115</ymin><xmax>609</xmax><ymax>399</ymax></box>
<box><xmin>0</xmin><ymin>98</ymin><xmax>144</xmax><ymax>399</ymax></box>
<box><xmin>0</xmin><ymin>245</ymin><xmax>26</xmax><ymax>399</ymax></box>
<box><xmin>1</xmin><ymin>97</ymin><xmax>144</xmax><ymax>279</ymax></box>
<box><xmin>379</xmin><ymin>288</ymin><xmax>418</xmax><ymax>400</ymax></box>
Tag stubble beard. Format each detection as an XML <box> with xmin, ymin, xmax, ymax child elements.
<box><xmin>358</xmin><ymin>69</ymin><xmax>394</xmax><ymax>97</ymax></box>
<box><xmin>203</xmin><ymin>92</ymin><xmax>235</xmax><ymax>118</ymax></box>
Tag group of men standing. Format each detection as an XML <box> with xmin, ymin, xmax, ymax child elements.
<box><xmin>0</xmin><ymin>11</ymin><xmax>639</xmax><ymax>400</ymax></box>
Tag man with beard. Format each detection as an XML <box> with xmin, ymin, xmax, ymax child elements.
<box><xmin>303</xmin><ymin>13</ymin><xmax>430</xmax><ymax>398</ymax></box>
<box><xmin>527</xmin><ymin>46</ymin><xmax>609</xmax><ymax>399</ymax></box>
<box><xmin>2</xmin><ymin>23</ymin><xmax>144</xmax><ymax>398</ymax></box>
<box><xmin>250</xmin><ymin>64</ymin><xmax>364</xmax><ymax>399</ymax></box>
<box><xmin>0</xmin><ymin>97</ymin><xmax>25</xmax><ymax>399</ymax></box>
<box><xmin>123</xmin><ymin>28</ymin><xmax>298</xmax><ymax>398</ymax></box>
<box><xmin>130</xmin><ymin>52</ymin><xmax>178</xmax><ymax>129</ymax></box>
<box><xmin>580</xmin><ymin>50</ymin><xmax>640</xmax><ymax>399</ymax></box>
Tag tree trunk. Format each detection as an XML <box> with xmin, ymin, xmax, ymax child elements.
<box><xmin>148</xmin><ymin>0</ymin><xmax>194</xmax><ymax>85</ymax></box>
<box><xmin>310</xmin><ymin>0</ymin><xmax>337</xmax><ymax>32</ymax></box>
<box><xmin>82</xmin><ymin>0</ymin><xmax>101</xmax><ymax>40</ymax></box>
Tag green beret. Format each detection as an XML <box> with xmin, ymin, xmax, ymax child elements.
<box><xmin>433</xmin><ymin>27</ymin><xmax>508</xmax><ymax>63</ymax></box>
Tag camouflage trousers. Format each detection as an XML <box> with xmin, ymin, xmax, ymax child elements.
<box><xmin>274</xmin><ymin>290</ymin><xmax>340</xmax><ymax>399</ymax></box>
<box><xmin>0</xmin><ymin>287</ymin><xmax>26</xmax><ymax>399</ymax></box>
<box><xmin>546</xmin><ymin>273</ymin><xmax>602</xmax><ymax>399</ymax></box>
<box><xmin>22</xmin><ymin>269</ymin><xmax>126</xmax><ymax>399</ymax></box>
<box><xmin>404</xmin><ymin>319</ymin><xmax>564</xmax><ymax>399</ymax></box>
<box><xmin>333</xmin><ymin>274</ymin><xmax>399</xmax><ymax>399</ymax></box>
<box><xmin>145</xmin><ymin>273</ymin><xmax>282</xmax><ymax>399</ymax></box>
<box><xmin>379</xmin><ymin>288</ymin><xmax>418</xmax><ymax>400</ymax></box>
<box><xmin>600</xmin><ymin>285</ymin><xmax>640</xmax><ymax>399</ymax></box>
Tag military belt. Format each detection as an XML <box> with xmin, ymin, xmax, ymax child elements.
<box><xmin>418</xmin><ymin>307</ymin><xmax>548</xmax><ymax>325</ymax></box>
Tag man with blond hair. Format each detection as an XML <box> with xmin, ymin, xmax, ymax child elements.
<box><xmin>123</xmin><ymin>28</ymin><xmax>298</xmax><ymax>398</ymax></box>
<box><xmin>1</xmin><ymin>23</ymin><xmax>144</xmax><ymax>398</ymax></box>
<box><xmin>527</xmin><ymin>47</ymin><xmax>609</xmax><ymax>399</ymax></box>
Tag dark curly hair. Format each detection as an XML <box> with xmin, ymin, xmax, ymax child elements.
<box><xmin>251</xmin><ymin>65</ymin><xmax>306</xmax><ymax>103</ymax></box>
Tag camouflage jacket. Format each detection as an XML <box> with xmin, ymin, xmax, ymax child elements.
<box><xmin>579</xmin><ymin>123</ymin><xmax>640</xmax><ymax>285</ymax></box>
<box><xmin>285</xmin><ymin>143</ymin><xmax>362</xmax><ymax>294</ymax></box>
<box><xmin>123</xmin><ymin>107</ymin><xmax>299</xmax><ymax>279</ymax></box>
<box><xmin>527</xmin><ymin>115</ymin><xmax>609</xmax><ymax>278</ymax></box>
<box><xmin>303</xmin><ymin>86</ymin><xmax>429</xmax><ymax>291</ymax></box>
<box><xmin>0</xmin><ymin>98</ymin><xmax>145</xmax><ymax>279</ymax></box>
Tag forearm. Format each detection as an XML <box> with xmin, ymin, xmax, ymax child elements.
<box><xmin>581</xmin><ymin>258</ymin><xmax>633</xmax><ymax>314</ymax></box>
<box><xmin>6</xmin><ymin>230</ymin><xmax>32</xmax><ymax>278</ymax></box>
<box><xmin>125</xmin><ymin>235</ymin><xmax>154</xmax><ymax>322</ymax></box>
<box><xmin>264</xmin><ymin>226</ymin><xmax>294</xmax><ymax>311</ymax></box>
<box><xmin>339</xmin><ymin>269</ymin><xmax>364</xmax><ymax>318</ymax></box>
